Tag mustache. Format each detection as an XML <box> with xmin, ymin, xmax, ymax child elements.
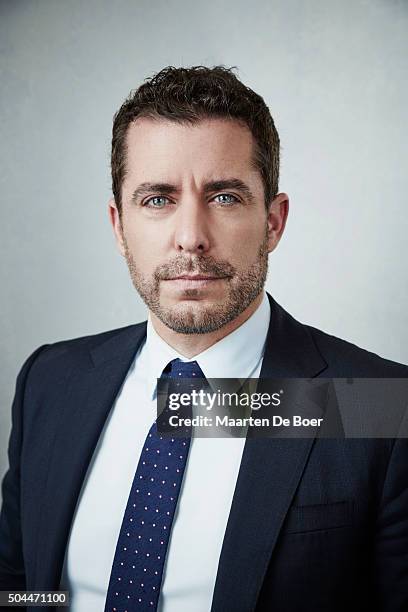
<box><xmin>154</xmin><ymin>256</ymin><xmax>235</xmax><ymax>280</ymax></box>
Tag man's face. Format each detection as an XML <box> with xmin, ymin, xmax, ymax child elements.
<box><xmin>110</xmin><ymin>117</ymin><xmax>286</xmax><ymax>334</ymax></box>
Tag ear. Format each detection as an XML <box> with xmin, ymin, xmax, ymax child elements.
<box><xmin>108</xmin><ymin>198</ymin><xmax>126</xmax><ymax>257</ymax></box>
<box><xmin>266</xmin><ymin>192</ymin><xmax>289</xmax><ymax>253</ymax></box>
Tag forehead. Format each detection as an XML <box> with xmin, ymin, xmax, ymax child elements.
<box><xmin>124</xmin><ymin>117</ymin><xmax>258</xmax><ymax>185</ymax></box>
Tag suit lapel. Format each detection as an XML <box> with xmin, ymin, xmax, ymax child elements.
<box><xmin>210</xmin><ymin>294</ymin><xmax>328</xmax><ymax>612</ymax></box>
<box><xmin>34</xmin><ymin>323</ymin><xmax>147</xmax><ymax>588</ymax></box>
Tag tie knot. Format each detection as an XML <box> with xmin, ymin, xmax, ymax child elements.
<box><xmin>162</xmin><ymin>358</ymin><xmax>206</xmax><ymax>380</ymax></box>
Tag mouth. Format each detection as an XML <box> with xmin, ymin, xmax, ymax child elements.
<box><xmin>163</xmin><ymin>274</ymin><xmax>229</xmax><ymax>289</ymax></box>
<box><xmin>168</xmin><ymin>274</ymin><xmax>225</xmax><ymax>280</ymax></box>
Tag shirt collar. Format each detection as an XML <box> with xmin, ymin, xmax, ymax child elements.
<box><xmin>145</xmin><ymin>291</ymin><xmax>271</xmax><ymax>400</ymax></box>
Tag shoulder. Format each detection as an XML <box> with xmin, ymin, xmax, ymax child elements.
<box><xmin>267</xmin><ymin>294</ymin><xmax>408</xmax><ymax>377</ymax></box>
<box><xmin>22</xmin><ymin>321</ymin><xmax>148</xmax><ymax>382</ymax></box>
<box><xmin>306</xmin><ymin>323</ymin><xmax>408</xmax><ymax>377</ymax></box>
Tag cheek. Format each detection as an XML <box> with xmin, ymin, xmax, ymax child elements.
<box><xmin>221</xmin><ymin>221</ymin><xmax>266</xmax><ymax>259</ymax></box>
<box><xmin>123</xmin><ymin>237</ymin><xmax>158</xmax><ymax>276</ymax></box>
<box><xmin>123</xmin><ymin>222</ymin><xmax>166</xmax><ymax>261</ymax></box>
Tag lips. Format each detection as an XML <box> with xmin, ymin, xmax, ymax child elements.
<box><xmin>167</xmin><ymin>275</ymin><xmax>223</xmax><ymax>280</ymax></box>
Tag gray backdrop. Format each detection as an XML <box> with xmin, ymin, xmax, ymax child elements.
<box><xmin>1</xmin><ymin>0</ymin><xmax>407</xmax><ymax>486</ymax></box>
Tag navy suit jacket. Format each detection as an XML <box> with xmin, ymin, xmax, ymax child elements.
<box><xmin>1</xmin><ymin>293</ymin><xmax>408</xmax><ymax>611</ymax></box>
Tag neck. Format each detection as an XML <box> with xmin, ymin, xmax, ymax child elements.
<box><xmin>150</xmin><ymin>292</ymin><xmax>264</xmax><ymax>358</ymax></box>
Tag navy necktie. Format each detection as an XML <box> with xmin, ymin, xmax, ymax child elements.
<box><xmin>104</xmin><ymin>358</ymin><xmax>206</xmax><ymax>612</ymax></box>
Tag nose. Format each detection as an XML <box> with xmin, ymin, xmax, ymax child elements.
<box><xmin>173</xmin><ymin>198</ymin><xmax>211</xmax><ymax>254</ymax></box>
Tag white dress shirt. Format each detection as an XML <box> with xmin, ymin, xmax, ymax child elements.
<box><xmin>60</xmin><ymin>292</ymin><xmax>271</xmax><ymax>611</ymax></box>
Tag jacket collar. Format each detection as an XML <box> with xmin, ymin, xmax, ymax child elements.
<box><xmin>88</xmin><ymin>293</ymin><xmax>328</xmax><ymax>379</ymax></box>
<box><xmin>260</xmin><ymin>293</ymin><xmax>327</xmax><ymax>378</ymax></box>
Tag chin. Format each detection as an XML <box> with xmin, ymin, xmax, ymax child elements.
<box><xmin>154</xmin><ymin>300</ymin><xmax>229</xmax><ymax>334</ymax></box>
<box><xmin>166</xmin><ymin>300</ymin><xmax>218</xmax><ymax>316</ymax></box>
<box><xmin>164</xmin><ymin>291</ymin><xmax>223</xmax><ymax>307</ymax></box>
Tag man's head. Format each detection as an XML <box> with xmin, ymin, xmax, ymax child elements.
<box><xmin>109</xmin><ymin>66</ymin><xmax>288</xmax><ymax>336</ymax></box>
<box><xmin>111</xmin><ymin>66</ymin><xmax>280</xmax><ymax>215</ymax></box>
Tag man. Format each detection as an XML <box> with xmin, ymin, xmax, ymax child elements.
<box><xmin>0</xmin><ymin>66</ymin><xmax>407</xmax><ymax>612</ymax></box>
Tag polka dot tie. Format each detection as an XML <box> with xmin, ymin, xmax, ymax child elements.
<box><xmin>104</xmin><ymin>359</ymin><xmax>206</xmax><ymax>612</ymax></box>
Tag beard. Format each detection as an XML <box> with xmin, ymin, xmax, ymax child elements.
<box><xmin>122</xmin><ymin>227</ymin><xmax>269</xmax><ymax>334</ymax></box>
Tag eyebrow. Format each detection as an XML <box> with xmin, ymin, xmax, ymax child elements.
<box><xmin>130</xmin><ymin>178</ymin><xmax>255</xmax><ymax>204</ymax></box>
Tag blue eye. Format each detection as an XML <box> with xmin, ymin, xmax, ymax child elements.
<box><xmin>144</xmin><ymin>196</ymin><xmax>170</xmax><ymax>208</ymax></box>
<box><xmin>213</xmin><ymin>193</ymin><xmax>239</xmax><ymax>205</ymax></box>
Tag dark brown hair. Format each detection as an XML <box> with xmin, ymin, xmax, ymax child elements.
<box><xmin>111</xmin><ymin>66</ymin><xmax>280</xmax><ymax>213</ymax></box>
